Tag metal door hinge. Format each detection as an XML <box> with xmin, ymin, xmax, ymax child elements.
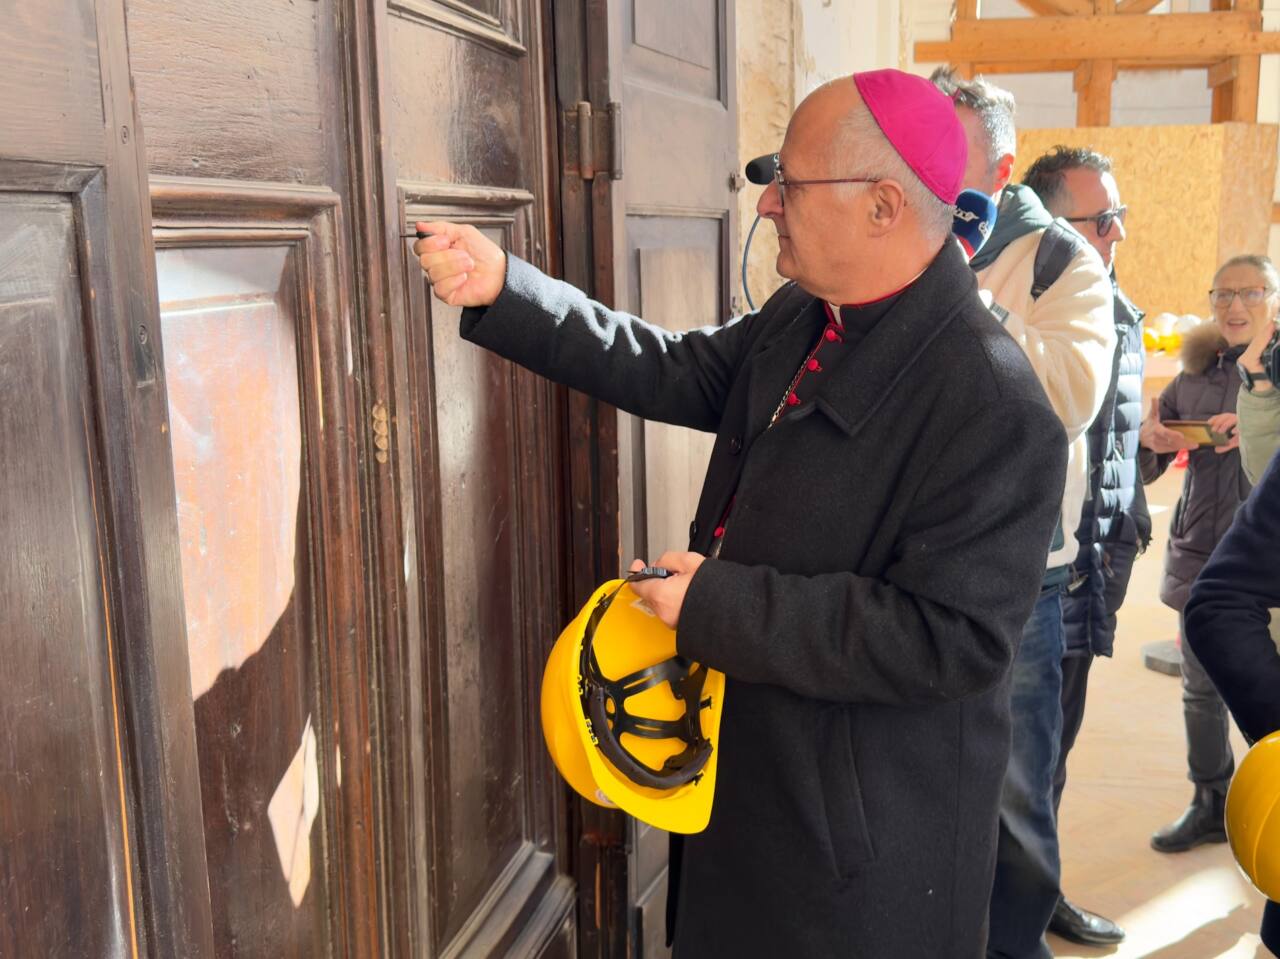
<box><xmin>371</xmin><ymin>402</ymin><xmax>390</xmax><ymax>465</ymax></box>
<box><xmin>563</xmin><ymin>100</ymin><xmax>623</xmax><ymax>181</ymax></box>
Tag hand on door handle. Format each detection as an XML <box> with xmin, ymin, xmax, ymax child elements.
<box><xmin>412</xmin><ymin>220</ymin><xmax>507</xmax><ymax>308</ymax></box>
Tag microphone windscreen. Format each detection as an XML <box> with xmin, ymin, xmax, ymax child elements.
<box><xmin>952</xmin><ymin>189</ymin><xmax>998</xmax><ymax>261</ymax></box>
<box><xmin>745</xmin><ymin>154</ymin><xmax>777</xmax><ymax>186</ymax></box>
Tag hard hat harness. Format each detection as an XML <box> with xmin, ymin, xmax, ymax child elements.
<box><xmin>578</xmin><ymin>574</ymin><xmax>714</xmax><ymax>790</ymax></box>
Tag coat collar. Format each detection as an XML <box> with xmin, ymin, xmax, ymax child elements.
<box><xmin>742</xmin><ymin>241</ymin><xmax>978</xmax><ymax>440</ymax></box>
<box><xmin>805</xmin><ymin>240</ymin><xmax>977</xmax><ymax>438</ymax></box>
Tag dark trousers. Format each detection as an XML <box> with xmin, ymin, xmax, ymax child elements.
<box><xmin>1177</xmin><ymin>614</ymin><xmax>1235</xmax><ymax>795</ymax></box>
<box><xmin>988</xmin><ymin>584</ymin><xmax>1065</xmax><ymax>959</ymax></box>
<box><xmin>1052</xmin><ymin>652</ymin><xmax>1093</xmax><ymax>817</ymax></box>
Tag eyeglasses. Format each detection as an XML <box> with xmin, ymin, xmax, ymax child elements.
<box><xmin>1209</xmin><ymin>287</ymin><xmax>1276</xmax><ymax>309</ymax></box>
<box><xmin>1064</xmin><ymin>205</ymin><xmax>1128</xmax><ymax>238</ymax></box>
<box><xmin>768</xmin><ymin>154</ymin><xmax>880</xmax><ymax>207</ymax></box>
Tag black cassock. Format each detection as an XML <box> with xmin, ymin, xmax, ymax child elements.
<box><xmin>461</xmin><ymin>238</ymin><xmax>1067</xmax><ymax>958</ymax></box>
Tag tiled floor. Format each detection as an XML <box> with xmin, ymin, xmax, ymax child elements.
<box><xmin>1050</xmin><ymin>468</ymin><xmax>1273</xmax><ymax>958</ymax></box>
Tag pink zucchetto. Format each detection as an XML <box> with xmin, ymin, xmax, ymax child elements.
<box><xmin>852</xmin><ymin>69</ymin><xmax>968</xmax><ymax>205</ymax></box>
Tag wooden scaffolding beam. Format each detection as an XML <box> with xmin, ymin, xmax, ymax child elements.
<box><xmin>1075</xmin><ymin>59</ymin><xmax>1115</xmax><ymax>126</ymax></box>
<box><xmin>915</xmin><ymin>11</ymin><xmax>1280</xmax><ymax>64</ymax></box>
<box><xmin>920</xmin><ymin>4</ymin><xmax>1273</xmax><ymax>125</ymax></box>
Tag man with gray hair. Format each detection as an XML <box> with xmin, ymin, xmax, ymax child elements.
<box><xmin>416</xmin><ymin>69</ymin><xmax>1068</xmax><ymax>956</ymax></box>
<box><xmin>933</xmin><ymin>69</ymin><xmax>1122</xmax><ymax>957</ymax></box>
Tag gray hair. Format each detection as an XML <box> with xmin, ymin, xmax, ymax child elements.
<box><xmin>1021</xmin><ymin>145</ymin><xmax>1113</xmax><ymax>215</ymax></box>
<box><xmin>1215</xmin><ymin>253</ymin><xmax>1280</xmax><ymax>291</ymax></box>
<box><xmin>929</xmin><ymin>67</ymin><xmax>1017</xmax><ymax>172</ymax></box>
<box><xmin>830</xmin><ymin>103</ymin><xmax>953</xmax><ymax>243</ymax></box>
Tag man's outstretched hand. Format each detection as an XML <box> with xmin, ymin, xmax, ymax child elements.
<box><xmin>412</xmin><ymin>221</ymin><xmax>506</xmax><ymax>308</ymax></box>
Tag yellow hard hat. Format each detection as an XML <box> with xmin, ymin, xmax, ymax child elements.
<box><xmin>540</xmin><ymin>575</ymin><xmax>726</xmax><ymax>834</ymax></box>
<box><xmin>1226</xmin><ymin>731</ymin><xmax>1280</xmax><ymax>901</ymax></box>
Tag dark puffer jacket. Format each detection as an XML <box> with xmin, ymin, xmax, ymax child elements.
<box><xmin>1140</xmin><ymin>324</ymin><xmax>1253</xmax><ymax>612</ymax></box>
<box><xmin>1063</xmin><ymin>282</ymin><xmax>1151</xmax><ymax>657</ymax></box>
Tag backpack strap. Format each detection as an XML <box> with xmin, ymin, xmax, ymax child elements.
<box><xmin>1031</xmin><ymin>220</ymin><xmax>1088</xmax><ymax>300</ymax></box>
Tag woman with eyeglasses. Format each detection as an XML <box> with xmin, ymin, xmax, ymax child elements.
<box><xmin>1182</xmin><ymin>257</ymin><xmax>1280</xmax><ymax>959</ymax></box>
<box><xmin>1138</xmin><ymin>253</ymin><xmax>1279</xmax><ymax>854</ymax></box>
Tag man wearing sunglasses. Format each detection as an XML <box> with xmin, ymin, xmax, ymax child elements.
<box><xmin>414</xmin><ymin>69</ymin><xmax>1068</xmax><ymax>957</ymax></box>
<box><xmin>1023</xmin><ymin>147</ymin><xmax>1152</xmax><ymax>943</ymax></box>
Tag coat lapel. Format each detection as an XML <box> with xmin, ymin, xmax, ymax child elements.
<box><xmin>742</xmin><ymin>295</ymin><xmax>827</xmax><ymax>439</ymax></box>
<box><xmin>809</xmin><ymin>241</ymin><xmax>978</xmax><ymax>438</ymax></box>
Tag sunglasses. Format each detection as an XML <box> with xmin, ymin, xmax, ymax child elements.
<box><xmin>1064</xmin><ymin>205</ymin><xmax>1127</xmax><ymax>238</ymax></box>
<box><xmin>745</xmin><ymin>153</ymin><xmax>879</xmax><ymax>207</ymax></box>
<box><xmin>1209</xmin><ymin>287</ymin><xmax>1276</xmax><ymax>309</ymax></box>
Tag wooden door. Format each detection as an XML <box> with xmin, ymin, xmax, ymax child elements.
<box><xmin>0</xmin><ymin>1</ymin><xmax>214</xmax><ymax>956</ymax></box>
<box><xmin>380</xmin><ymin>0</ymin><xmax>578</xmax><ymax>953</ymax></box>
<box><xmin>121</xmin><ymin>1</ymin><xmax>381</xmax><ymax>952</ymax></box>
<box><xmin>124</xmin><ymin>0</ymin><xmax>580</xmax><ymax>954</ymax></box>
<box><xmin>603</xmin><ymin>2</ymin><xmax>740</xmax><ymax>955</ymax></box>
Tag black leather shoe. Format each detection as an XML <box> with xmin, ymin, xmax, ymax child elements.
<box><xmin>1048</xmin><ymin>896</ymin><xmax>1126</xmax><ymax>946</ymax></box>
<box><xmin>1151</xmin><ymin>785</ymin><xmax>1228</xmax><ymax>853</ymax></box>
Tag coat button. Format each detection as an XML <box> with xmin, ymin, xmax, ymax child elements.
<box><xmin>824</xmin><ymin>328</ymin><xmax>840</xmax><ymax>342</ymax></box>
<box><xmin>806</xmin><ymin>358</ymin><xmax>821</xmax><ymax>372</ymax></box>
<box><xmin>728</xmin><ymin>436</ymin><xmax>742</xmax><ymax>454</ymax></box>
<box><xmin>786</xmin><ymin>392</ymin><xmax>801</xmax><ymax>406</ymax></box>
<box><xmin>689</xmin><ymin>520</ymin><xmax>699</xmax><ymax>540</ymax></box>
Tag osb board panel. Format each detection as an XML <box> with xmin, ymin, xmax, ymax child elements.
<box><xmin>1014</xmin><ymin>125</ymin><xmax>1222</xmax><ymax>319</ymax></box>
<box><xmin>1219</xmin><ymin>123</ymin><xmax>1278</xmax><ymax>270</ymax></box>
<box><xmin>1013</xmin><ymin>124</ymin><xmax>1278</xmax><ymax>320</ymax></box>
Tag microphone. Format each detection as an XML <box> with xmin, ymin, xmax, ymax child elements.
<box><xmin>952</xmin><ymin>189</ymin><xmax>998</xmax><ymax>260</ymax></box>
<box><xmin>740</xmin><ymin>154</ymin><xmax>779</xmax><ymax>312</ymax></box>
<box><xmin>745</xmin><ymin>153</ymin><xmax>777</xmax><ymax>186</ymax></box>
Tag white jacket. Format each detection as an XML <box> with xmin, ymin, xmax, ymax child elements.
<box><xmin>977</xmin><ymin>229</ymin><xmax>1116</xmax><ymax>571</ymax></box>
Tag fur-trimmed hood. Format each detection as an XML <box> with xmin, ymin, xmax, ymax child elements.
<box><xmin>1180</xmin><ymin>322</ymin><xmax>1231</xmax><ymax>375</ymax></box>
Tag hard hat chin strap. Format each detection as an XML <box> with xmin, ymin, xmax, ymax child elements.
<box><xmin>579</xmin><ymin>577</ymin><xmax>714</xmax><ymax>790</ymax></box>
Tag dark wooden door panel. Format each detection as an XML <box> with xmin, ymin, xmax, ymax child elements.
<box><xmin>126</xmin><ymin>0</ymin><xmax>384</xmax><ymax>942</ymax></box>
<box><xmin>125</xmin><ymin>0</ymin><xmax>334</xmax><ymax>181</ymax></box>
<box><xmin>148</xmin><ymin>180</ymin><xmax>364</xmax><ymax>959</ymax></box>
<box><xmin>0</xmin><ymin>191</ymin><xmax>136</xmax><ymax>959</ymax></box>
<box><xmin>400</xmin><ymin>191</ymin><xmax>573</xmax><ymax>956</ymax></box>
<box><xmin>604</xmin><ymin>1</ymin><xmax>738</xmax><ymax>954</ymax></box>
<box><xmin>156</xmin><ymin>241</ymin><xmax>330</xmax><ymax>958</ymax></box>
<box><xmin>0</xmin><ymin>2</ymin><xmax>104</xmax><ymax>164</ymax></box>
<box><xmin>1</xmin><ymin>0</ymin><xmax>216</xmax><ymax>953</ymax></box>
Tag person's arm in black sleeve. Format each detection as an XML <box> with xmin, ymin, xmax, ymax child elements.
<box><xmin>460</xmin><ymin>255</ymin><xmax>783</xmax><ymax>432</ymax></box>
<box><xmin>1184</xmin><ymin>449</ymin><xmax>1280</xmax><ymax>744</ymax></box>
<box><xmin>676</xmin><ymin>399</ymin><xmax>1068</xmax><ymax>705</ymax></box>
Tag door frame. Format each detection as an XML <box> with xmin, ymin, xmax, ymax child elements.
<box><xmin>64</xmin><ymin>2</ymin><xmax>218</xmax><ymax>954</ymax></box>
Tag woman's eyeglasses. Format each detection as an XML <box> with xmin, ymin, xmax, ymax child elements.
<box><xmin>1064</xmin><ymin>205</ymin><xmax>1127</xmax><ymax>238</ymax></box>
<box><xmin>1209</xmin><ymin>287</ymin><xmax>1276</xmax><ymax>309</ymax></box>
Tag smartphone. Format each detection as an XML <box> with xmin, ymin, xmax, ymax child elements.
<box><xmin>1165</xmin><ymin>420</ymin><xmax>1232</xmax><ymax>447</ymax></box>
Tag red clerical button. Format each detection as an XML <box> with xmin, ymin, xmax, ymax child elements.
<box><xmin>713</xmin><ymin>526</ymin><xmax>725</xmax><ymax>538</ymax></box>
<box><xmin>806</xmin><ymin>358</ymin><xmax>821</xmax><ymax>372</ymax></box>
<box><xmin>824</xmin><ymin>328</ymin><xmax>839</xmax><ymax>342</ymax></box>
<box><xmin>787</xmin><ymin>392</ymin><xmax>800</xmax><ymax>406</ymax></box>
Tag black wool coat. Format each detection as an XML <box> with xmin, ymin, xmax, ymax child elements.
<box><xmin>461</xmin><ymin>240</ymin><xmax>1067</xmax><ymax>958</ymax></box>
<box><xmin>1140</xmin><ymin>325</ymin><xmax>1253</xmax><ymax>612</ymax></box>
